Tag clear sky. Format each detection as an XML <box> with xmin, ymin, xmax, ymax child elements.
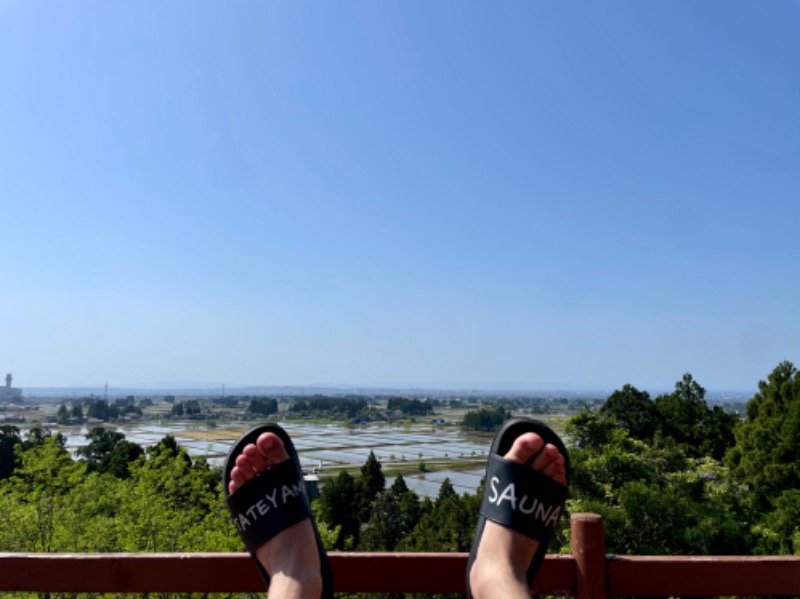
<box><xmin>1</xmin><ymin>1</ymin><xmax>798</xmax><ymax>392</ymax></box>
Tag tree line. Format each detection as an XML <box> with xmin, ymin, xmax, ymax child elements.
<box><xmin>56</xmin><ymin>397</ymin><xmax>143</xmax><ymax>424</ymax></box>
<box><xmin>461</xmin><ymin>406</ymin><xmax>513</xmax><ymax>432</ymax></box>
<box><xmin>386</xmin><ymin>397</ymin><xmax>435</xmax><ymax>416</ymax></box>
<box><xmin>565</xmin><ymin>363</ymin><xmax>799</xmax><ymax>555</ymax></box>
<box><xmin>287</xmin><ymin>396</ymin><xmax>371</xmax><ymax>420</ymax></box>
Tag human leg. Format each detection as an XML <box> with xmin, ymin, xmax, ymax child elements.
<box><xmin>467</xmin><ymin>420</ymin><xmax>569</xmax><ymax>599</ymax></box>
<box><xmin>226</xmin><ymin>426</ymin><xmax>331</xmax><ymax>599</ymax></box>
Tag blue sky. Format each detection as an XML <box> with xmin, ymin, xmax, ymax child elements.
<box><xmin>1</xmin><ymin>1</ymin><xmax>798</xmax><ymax>392</ymax></box>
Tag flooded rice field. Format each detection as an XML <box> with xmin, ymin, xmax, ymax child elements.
<box><xmin>53</xmin><ymin>421</ymin><xmax>491</xmax><ymax>497</ymax></box>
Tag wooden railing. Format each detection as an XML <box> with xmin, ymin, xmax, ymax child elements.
<box><xmin>1</xmin><ymin>514</ymin><xmax>799</xmax><ymax>597</ymax></box>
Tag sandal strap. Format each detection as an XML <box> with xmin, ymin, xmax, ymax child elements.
<box><xmin>225</xmin><ymin>459</ymin><xmax>311</xmax><ymax>550</ymax></box>
<box><xmin>480</xmin><ymin>453</ymin><xmax>568</xmax><ymax>541</ymax></box>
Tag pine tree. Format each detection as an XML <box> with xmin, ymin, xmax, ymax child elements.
<box><xmin>727</xmin><ymin>361</ymin><xmax>800</xmax><ymax>509</ymax></box>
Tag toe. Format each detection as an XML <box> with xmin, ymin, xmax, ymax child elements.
<box><xmin>532</xmin><ymin>444</ymin><xmax>567</xmax><ymax>486</ymax></box>
<box><xmin>531</xmin><ymin>443</ymin><xmax>559</xmax><ymax>470</ymax></box>
<box><xmin>229</xmin><ymin>466</ymin><xmax>248</xmax><ymax>493</ymax></box>
<box><xmin>235</xmin><ymin>453</ymin><xmax>258</xmax><ymax>479</ymax></box>
<box><xmin>504</xmin><ymin>432</ymin><xmax>544</xmax><ymax>464</ymax></box>
<box><xmin>543</xmin><ymin>459</ymin><xmax>567</xmax><ymax>485</ymax></box>
<box><xmin>243</xmin><ymin>444</ymin><xmax>268</xmax><ymax>473</ymax></box>
<box><xmin>256</xmin><ymin>432</ymin><xmax>290</xmax><ymax>466</ymax></box>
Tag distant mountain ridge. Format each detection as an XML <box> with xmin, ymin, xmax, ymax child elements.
<box><xmin>21</xmin><ymin>384</ymin><xmax>754</xmax><ymax>404</ymax></box>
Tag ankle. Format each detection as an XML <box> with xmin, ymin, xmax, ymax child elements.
<box><xmin>254</xmin><ymin>520</ymin><xmax>323</xmax><ymax>597</ymax></box>
<box><xmin>271</xmin><ymin>570</ymin><xmax>323</xmax><ymax>597</ymax></box>
<box><xmin>469</xmin><ymin>520</ymin><xmax>538</xmax><ymax>599</ymax></box>
<box><xmin>470</xmin><ymin>558</ymin><xmax>527</xmax><ymax>599</ymax></box>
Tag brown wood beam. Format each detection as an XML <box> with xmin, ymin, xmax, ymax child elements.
<box><xmin>0</xmin><ymin>552</ymin><xmax>575</xmax><ymax>594</ymax></box>
<box><xmin>608</xmin><ymin>555</ymin><xmax>800</xmax><ymax>597</ymax></box>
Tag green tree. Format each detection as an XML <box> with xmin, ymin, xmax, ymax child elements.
<box><xmin>357</xmin><ymin>472</ymin><xmax>424</xmax><ymax>553</ymax></box>
<box><xmin>398</xmin><ymin>490</ymin><xmax>476</xmax><ymax>554</ymax></box>
<box><xmin>121</xmin><ymin>446</ymin><xmax>223</xmax><ymax>551</ymax></box>
<box><xmin>2</xmin><ymin>437</ymin><xmax>87</xmax><ymax>551</ymax></box>
<box><xmin>24</xmin><ymin>426</ymin><xmax>65</xmax><ymax>450</ymax></box>
<box><xmin>319</xmin><ymin>471</ymin><xmax>359</xmax><ymax>549</ymax></box>
<box><xmin>461</xmin><ymin>406</ymin><xmax>511</xmax><ymax>432</ymax></box>
<box><xmin>435</xmin><ymin>478</ymin><xmax>457</xmax><ymax>506</ymax></box>
<box><xmin>600</xmin><ymin>384</ymin><xmax>657</xmax><ymax>441</ymax></box>
<box><xmin>569</xmin><ymin>435</ymin><xmax>750</xmax><ymax>555</ymax></box>
<box><xmin>360</xmin><ymin>451</ymin><xmax>386</xmax><ymax>501</ymax></box>
<box><xmin>360</xmin><ymin>491</ymin><xmax>403</xmax><ymax>551</ymax></box>
<box><xmin>247</xmin><ymin>397</ymin><xmax>278</xmax><ymax>415</ymax></box>
<box><xmin>77</xmin><ymin>427</ymin><xmax>126</xmax><ymax>471</ymax></box>
<box><xmin>86</xmin><ymin>399</ymin><xmax>118</xmax><ymax>421</ymax></box>
<box><xmin>564</xmin><ymin>408</ymin><xmax>616</xmax><ymax>452</ymax></box>
<box><xmin>386</xmin><ymin>397</ymin><xmax>434</xmax><ymax>416</ymax></box>
<box><xmin>102</xmin><ymin>441</ymin><xmax>145</xmax><ymax>478</ymax></box>
<box><xmin>390</xmin><ymin>473</ymin><xmax>409</xmax><ymax>495</ymax></box>
<box><xmin>757</xmin><ymin>489</ymin><xmax>800</xmax><ymax>554</ymax></box>
<box><xmin>727</xmin><ymin>361</ymin><xmax>800</xmax><ymax>511</ymax></box>
<box><xmin>74</xmin><ymin>427</ymin><xmax>144</xmax><ymax>478</ymax></box>
<box><xmin>698</xmin><ymin>405</ymin><xmax>738</xmax><ymax>460</ymax></box>
<box><xmin>652</xmin><ymin>373</ymin><xmax>736</xmax><ymax>459</ymax></box>
<box><xmin>356</xmin><ymin>451</ymin><xmax>385</xmax><ymax>522</ymax></box>
<box><xmin>0</xmin><ymin>425</ymin><xmax>21</xmax><ymax>480</ymax></box>
<box><xmin>154</xmin><ymin>434</ymin><xmax>181</xmax><ymax>456</ymax></box>
<box><xmin>0</xmin><ymin>432</ymin><xmax>240</xmax><ymax>557</ymax></box>
<box><xmin>654</xmin><ymin>373</ymin><xmax>709</xmax><ymax>448</ymax></box>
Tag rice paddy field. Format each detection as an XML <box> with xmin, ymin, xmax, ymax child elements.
<box><xmin>51</xmin><ymin>420</ymin><xmax>499</xmax><ymax>497</ymax></box>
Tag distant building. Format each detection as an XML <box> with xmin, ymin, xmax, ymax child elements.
<box><xmin>303</xmin><ymin>474</ymin><xmax>320</xmax><ymax>500</ymax></box>
<box><xmin>0</xmin><ymin>373</ymin><xmax>23</xmax><ymax>402</ymax></box>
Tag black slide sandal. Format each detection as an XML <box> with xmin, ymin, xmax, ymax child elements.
<box><xmin>223</xmin><ymin>423</ymin><xmax>334</xmax><ymax>599</ymax></box>
<box><xmin>466</xmin><ymin>417</ymin><xmax>570</xmax><ymax>597</ymax></box>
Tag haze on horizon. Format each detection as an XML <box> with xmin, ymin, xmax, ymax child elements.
<box><xmin>19</xmin><ymin>379</ymin><xmax>754</xmax><ymax>397</ymax></box>
<box><xmin>2</xmin><ymin>2</ymin><xmax>798</xmax><ymax>394</ymax></box>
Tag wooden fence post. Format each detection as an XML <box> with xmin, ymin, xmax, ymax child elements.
<box><xmin>571</xmin><ymin>513</ymin><xmax>607</xmax><ymax>599</ymax></box>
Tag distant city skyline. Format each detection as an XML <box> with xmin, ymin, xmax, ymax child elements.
<box><xmin>2</xmin><ymin>2</ymin><xmax>797</xmax><ymax>394</ymax></box>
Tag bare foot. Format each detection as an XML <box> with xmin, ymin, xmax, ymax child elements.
<box><xmin>229</xmin><ymin>433</ymin><xmax>322</xmax><ymax>599</ymax></box>
<box><xmin>469</xmin><ymin>433</ymin><xmax>566</xmax><ymax>599</ymax></box>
